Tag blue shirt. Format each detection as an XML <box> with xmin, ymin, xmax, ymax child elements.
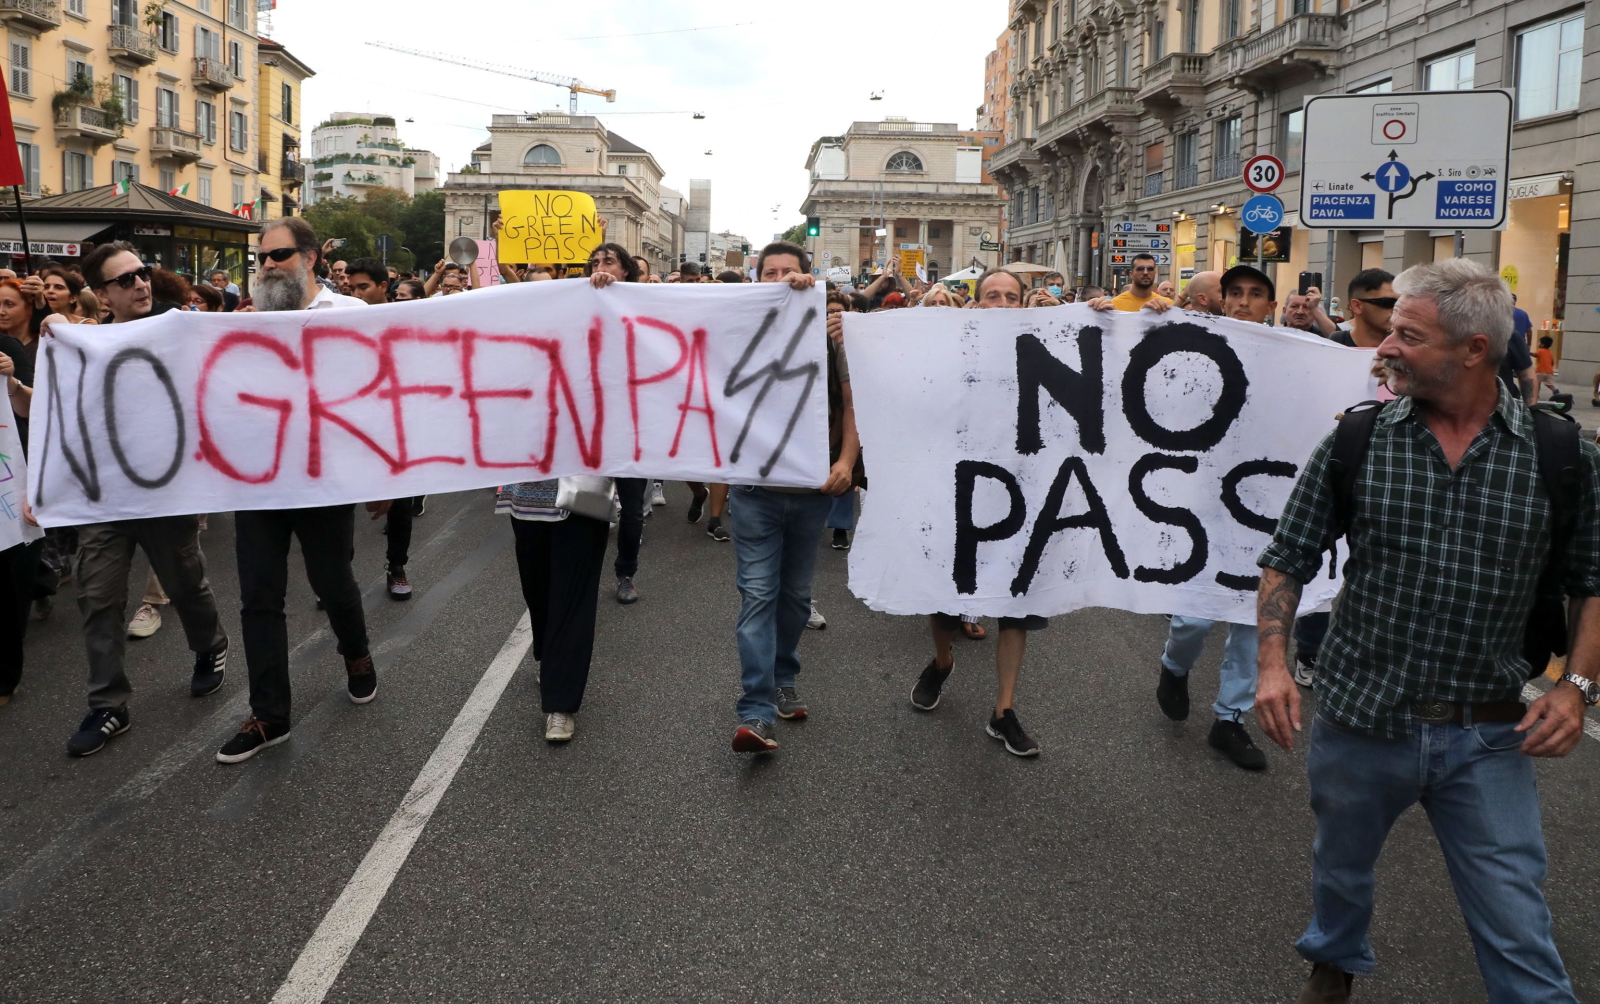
<box><xmin>1513</xmin><ymin>307</ymin><xmax>1533</xmax><ymax>341</ymax></box>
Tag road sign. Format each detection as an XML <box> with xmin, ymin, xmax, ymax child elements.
<box><xmin>1109</xmin><ymin>221</ymin><xmax>1172</xmax><ymax>235</ymax></box>
<box><xmin>1110</xmin><ymin>252</ymin><xmax>1172</xmax><ymax>266</ymax></box>
<box><xmin>1242</xmin><ymin>194</ymin><xmax>1284</xmax><ymax>235</ymax></box>
<box><xmin>1299</xmin><ymin>90</ymin><xmax>1511</xmax><ymax>229</ymax></box>
<box><xmin>1110</xmin><ymin>237</ymin><xmax>1172</xmax><ymax>251</ymax></box>
<box><xmin>376</xmin><ymin>234</ymin><xmax>396</xmax><ymax>252</ymax></box>
<box><xmin>979</xmin><ymin>240</ymin><xmax>1001</xmax><ymax>251</ymax></box>
<box><xmin>1242</xmin><ymin>154</ymin><xmax>1285</xmax><ymax>193</ymax></box>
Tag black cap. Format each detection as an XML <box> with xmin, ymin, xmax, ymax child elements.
<box><xmin>1220</xmin><ymin>263</ymin><xmax>1275</xmax><ymax>301</ymax></box>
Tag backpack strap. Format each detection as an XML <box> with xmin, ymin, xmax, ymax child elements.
<box><xmin>1531</xmin><ymin>404</ymin><xmax>1582</xmax><ymax>586</ymax></box>
<box><xmin>1324</xmin><ymin>401</ymin><xmax>1385</xmax><ymax>574</ymax></box>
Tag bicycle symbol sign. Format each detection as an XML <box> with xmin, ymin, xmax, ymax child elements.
<box><xmin>1241</xmin><ymin>194</ymin><xmax>1284</xmax><ymax>234</ymax></box>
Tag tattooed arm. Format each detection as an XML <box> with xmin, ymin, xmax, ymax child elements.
<box><xmin>1256</xmin><ymin>567</ymin><xmax>1305</xmax><ymax>751</ymax></box>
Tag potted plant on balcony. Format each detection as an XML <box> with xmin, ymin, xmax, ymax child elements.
<box><xmin>51</xmin><ymin>72</ymin><xmax>94</xmax><ymax>118</ymax></box>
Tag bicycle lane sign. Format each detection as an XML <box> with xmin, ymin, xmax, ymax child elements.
<box><xmin>1242</xmin><ymin>194</ymin><xmax>1284</xmax><ymax>235</ymax></box>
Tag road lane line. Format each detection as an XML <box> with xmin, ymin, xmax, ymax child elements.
<box><xmin>270</xmin><ymin>612</ymin><xmax>533</xmax><ymax>1004</ymax></box>
<box><xmin>1522</xmin><ymin>681</ymin><xmax>1600</xmax><ymax>743</ymax></box>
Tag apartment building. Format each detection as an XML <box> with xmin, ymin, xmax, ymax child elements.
<box><xmin>306</xmin><ymin>112</ymin><xmax>437</xmax><ymax>204</ymax></box>
<box><xmin>4</xmin><ymin>0</ymin><xmax>259</xmax><ymax>209</ymax></box>
<box><xmin>254</xmin><ymin>34</ymin><xmax>310</xmax><ymax>220</ymax></box>
<box><xmin>991</xmin><ymin>0</ymin><xmax>1599</xmax><ymax>372</ymax></box>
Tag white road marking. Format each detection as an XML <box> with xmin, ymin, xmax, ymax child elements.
<box><xmin>1522</xmin><ymin>680</ymin><xmax>1600</xmax><ymax>743</ymax></box>
<box><xmin>270</xmin><ymin>612</ymin><xmax>533</xmax><ymax>1004</ymax></box>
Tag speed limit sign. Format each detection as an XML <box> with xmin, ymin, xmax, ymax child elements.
<box><xmin>1243</xmin><ymin>154</ymin><xmax>1285</xmax><ymax>194</ymax></box>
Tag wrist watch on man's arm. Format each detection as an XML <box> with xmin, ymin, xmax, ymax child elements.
<box><xmin>1560</xmin><ymin>673</ymin><xmax>1600</xmax><ymax>706</ymax></box>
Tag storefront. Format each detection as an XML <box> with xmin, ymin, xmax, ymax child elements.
<box><xmin>1498</xmin><ymin>172</ymin><xmax>1571</xmax><ymax>359</ymax></box>
<box><xmin>0</xmin><ymin>183</ymin><xmax>258</xmax><ymax>291</ymax></box>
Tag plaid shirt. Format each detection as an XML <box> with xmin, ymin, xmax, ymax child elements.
<box><xmin>1259</xmin><ymin>385</ymin><xmax>1600</xmax><ymax>737</ymax></box>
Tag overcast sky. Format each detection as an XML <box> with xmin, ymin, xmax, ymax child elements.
<box><xmin>267</xmin><ymin>3</ymin><xmax>1006</xmax><ymax>243</ymax></box>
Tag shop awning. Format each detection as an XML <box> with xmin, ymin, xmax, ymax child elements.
<box><xmin>1507</xmin><ymin>173</ymin><xmax>1570</xmax><ymax>201</ymax></box>
<box><xmin>0</xmin><ymin>221</ymin><xmax>109</xmax><ymax>244</ymax></box>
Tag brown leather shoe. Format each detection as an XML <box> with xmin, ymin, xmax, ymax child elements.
<box><xmin>344</xmin><ymin>653</ymin><xmax>377</xmax><ymax>705</ymax></box>
<box><xmin>1296</xmin><ymin>962</ymin><xmax>1353</xmax><ymax>1003</ymax></box>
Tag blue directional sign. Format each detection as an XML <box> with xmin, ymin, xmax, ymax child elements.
<box><xmin>1242</xmin><ymin>194</ymin><xmax>1284</xmax><ymax>235</ymax></box>
<box><xmin>1373</xmin><ymin>159</ymin><xmax>1411</xmax><ymax>193</ymax></box>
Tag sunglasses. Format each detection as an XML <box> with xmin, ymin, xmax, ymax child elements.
<box><xmin>104</xmin><ymin>265</ymin><xmax>152</xmax><ymax>289</ymax></box>
<box><xmin>1354</xmin><ymin>296</ymin><xmax>1398</xmax><ymax>309</ymax></box>
<box><xmin>255</xmin><ymin>247</ymin><xmax>302</xmax><ymax>266</ymax></box>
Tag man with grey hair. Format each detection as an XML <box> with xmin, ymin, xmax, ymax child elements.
<box><xmin>1254</xmin><ymin>257</ymin><xmax>1600</xmax><ymax>1003</ymax></box>
<box><xmin>216</xmin><ymin>218</ymin><xmax>378</xmax><ymax>764</ymax></box>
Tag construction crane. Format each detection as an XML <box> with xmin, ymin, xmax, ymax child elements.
<box><xmin>365</xmin><ymin>42</ymin><xmax>616</xmax><ymax>115</ymax></box>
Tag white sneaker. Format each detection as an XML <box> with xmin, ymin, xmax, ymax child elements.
<box><xmin>544</xmin><ymin>712</ymin><xmax>575</xmax><ymax>742</ymax></box>
<box><xmin>127</xmin><ymin>602</ymin><xmax>163</xmax><ymax>639</ymax></box>
<box><xmin>650</xmin><ymin>482</ymin><xmax>667</xmax><ymax>507</ymax></box>
<box><xmin>806</xmin><ymin>602</ymin><xmax>826</xmax><ymax>631</ymax></box>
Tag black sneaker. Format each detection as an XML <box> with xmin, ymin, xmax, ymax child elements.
<box><xmin>387</xmin><ymin>567</ymin><xmax>412</xmax><ymax>601</ymax></box>
<box><xmin>910</xmin><ymin>658</ymin><xmax>953</xmax><ymax>711</ymax></box>
<box><xmin>412</xmin><ymin>496</ymin><xmax>427</xmax><ymax>517</ymax></box>
<box><xmin>708</xmin><ymin>519</ymin><xmax>730</xmax><ymax>542</ymax></box>
<box><xmin>1156</xmin><ymin>665</ymin><xmax>1189</xmax><ymax>721</ymax></box>
<box><xmin>1293</xmin><ymin>651</ymin><xmax>1317</xmax><ymax>688</ymax></box>
<box><xmin>687</xmin><ymin>492</ymin><xmax>707</xmax><ymax>523</ymax></box>
<box><xmin>215</xmin><ymin>716</ymin><xmax>291</xmax><ymax>764</ymax></box>
<box><xmin>191</xmin><ymin>641</ymin><xmax>228</xmax><ymax>698</ymax></box>
<box><xmin>615</xmin><ymin>576</ymin><xmax>639</xmax><ymax>604</ymax></box>
<box><xmin>831</xmin><ymin>529</ymin><xmax>850</xmax><ymax>550</ymax></box>
<box><xmin>986</xmin><ymin>708</ymin><xmax>1040</xmax><ymax>757</ymax></box>
<box><xmin>345</xmin><ymin>653</ymin><xmax>378</xmax><ymax>704</ymax></box>
<box><xmin>1208</xmin><ymin>719</ymin><xmax>1267</xmax><ymax>770</ymax></box>
<box><xmin>732</xmin><ymin>718</ymin><xmax>778</xmax><ymax>753</ymax></box>
<box><xmin>66</xmin><ymin>707</ymin><xmax>130</xmax><ymax>757</ymax></box>
<box><xmin>776</xmin><ymin>686</ymin><xmax>808</xmax><ymax>720</ymax></box>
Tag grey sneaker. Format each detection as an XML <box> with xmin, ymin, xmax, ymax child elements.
<box><xmin>1293</xmin><ymin>652</ymin><xmax>1317</xmax><ymax>688</ymax></box>
<box><xmin>650</xmin><ymin>481</ymin><xmax>667</xmax><ymax>507</ymax></box>
<box><xmin>777</xmin><ymin>686</ymin><xmax>808</xmax><ymax>720</ymax></box>
<box><xmin>806</xmin><ymin>602</ymin><xmax>826</xmax><ymax>630</ymax></box>
<box><xmin>615</xmin><ymin>577</ymin><xmax>639</xmax><ymax>605</ymax></box>
<box><xmin>732</xmin><ymin>718</ymin><xmax>778</xmax><ymax>753</ymax></box>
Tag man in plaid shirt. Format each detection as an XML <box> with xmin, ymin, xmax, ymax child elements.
<box><xmin>1256</xmin><ymin>258</ymin><xmax>1600</xmax><ymax>1004</ymax></box>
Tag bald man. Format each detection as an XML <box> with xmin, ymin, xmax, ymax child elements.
<box><xmin>1184</xmin><ymin>271</ymin><xmax>1224</xmax><ymax>316</ymax></box>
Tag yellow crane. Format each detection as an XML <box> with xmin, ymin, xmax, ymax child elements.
<box><xmin>365</xmin><ymin>42</ymin><xmax>616</xmax><ymax>115</ymax></box>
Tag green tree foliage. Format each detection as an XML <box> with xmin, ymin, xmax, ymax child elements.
<box><xmin>780</xmin><ymin>222</ymin><xmax>807</xmax><ymax>246</ymax></box>
<box><xmin>302</xmin><ymin>187</ymin><xmax>445</xmax><ymax>273</ymax></box>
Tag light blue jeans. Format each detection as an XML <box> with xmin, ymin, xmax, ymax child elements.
<box><xmin>1297</xmin><ymin>715</ymin><xmax>1574</xmax><ymax>1003</ymax></box>
<box><xmin>729</xmin><ymin>486</ymin><xmax>831</xmax><ymax>725</ymax></box>
<box><xmin>826</xmin><ymin>490</ymin><xmax>856</xmax><ymax>531</ymax></box>
<box><xmin>1160</xmin><ymin>616</ymin><xmax>1258</xmax><ymax>721</ymax></box>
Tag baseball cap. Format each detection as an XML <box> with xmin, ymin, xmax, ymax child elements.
<box><xmin>1219</xmin><ymin>264</ymin><xmax>1275</xmax><ymax>301</ymax></box>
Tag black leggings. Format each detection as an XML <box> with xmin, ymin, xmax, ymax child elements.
<box><xmin>512</xmin><ymin>515</ymin><xmax>609</xmax><ymax>713</ymax></box>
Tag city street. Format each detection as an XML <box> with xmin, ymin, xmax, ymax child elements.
<box><xmin>1</xmin><ymin>484</ymin><xmax>1598</xmax><ymax>1003</ymax></box>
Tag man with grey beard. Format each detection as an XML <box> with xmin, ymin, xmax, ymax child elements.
<box><xmin>215</xmin><ymin>218</ymin><xmax>380</xmax><ymax>763</ymax></box>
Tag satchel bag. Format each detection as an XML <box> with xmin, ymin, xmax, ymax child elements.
<box><xmin>555</xmin><ymin>476</ymin><xmax>616</xmax><ymax>523</ymax></box>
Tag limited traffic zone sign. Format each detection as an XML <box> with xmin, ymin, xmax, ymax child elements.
<box><xmin>1243</xmin><ymin>155</ymin><xmax>1285</xmax><ymax>194</ymax></box>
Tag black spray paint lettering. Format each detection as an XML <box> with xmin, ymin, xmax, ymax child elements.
<box><xmin>1121</xmin><ymin>322</ymin><xmax>1248</xmax><ymax>452</ymax></box>
<box><xmin>1213</xmin><ymin>459</ymin><xmax>1297</xmax><ymax>591</ymax></box>
<box><xmin>1009</xmin><ymin>456</ymin><xmax>1127</xmax><ymax>595</ymax></box>
<box><xmin>35</xmin><ymin>342</ymin><xmax>101</xmax><ymax>505</ymax></box>
<box><xmin>1128</xmin><ymin>453</ymin><xmax>1207</xmax><ymax>584</ymax></box>
<box><xmin>724</xmin><ymin>306</ymin><xmax>820</xmax><ymax>477</ymax></box>
<box><xmin>953</xmin><ymin>460</ymin><xmax>1027</xmax><ymax>594</ymax></box>
<box><xmin>103</xmin><ymin>349</ymin><xmax>186</xmax><ymax>489</ymax></box>
<box><xmin>1015</xmin><ymin>327</ymin><xmax>1104</xmax><ymax>455</ymax></box>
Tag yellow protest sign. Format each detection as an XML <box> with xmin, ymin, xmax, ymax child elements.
<box><xmin>497</xmin><ymin>190</ymin><xmax>602</xmax><ymax>264</ymax></box>
<box><xmin>898</xmin><ymin>246</ymin><xmax>924</xmax><ymax>280</ymax></box>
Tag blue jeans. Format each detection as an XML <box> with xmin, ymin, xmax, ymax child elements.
<box><xmin>1160</xmin><ymin>616</ymin><xmax>1257</xmax><ymax>721</ymax></box>
<box><xmin>1295</xmin><ymin>611</ymin><xmax>1330</xmax><ymax>662</ymax></box>
<box><xmin>730</xmin><ymin>487</ymin><xmax>831</xmax><ymax>724</ymax></box>
<box><xmin>826</xmin><ymin>490</ymin><xmax>856</xmax><ymax>531</ymax></box>
<box><xmin>1297</xmin><ymin>715</ymin><xmax>1574</xmax><ymax>1003</ymax></box>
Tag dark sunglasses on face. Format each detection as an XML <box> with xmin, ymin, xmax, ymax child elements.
<box><xmin>1354</xmin><ymin>296</ymin><xmax>1398</xmax><ymax>309</ymax></box>
<box><xmin>105</xmin><ymin>265</ymin><xmax>152</xmax><ymax>289</ymax></box>
<box><xmin>256</xmin><ymin>247</ymin><xmax>302</xmax><ymax>266</ymax></box>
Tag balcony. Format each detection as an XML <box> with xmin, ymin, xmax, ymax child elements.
<box><xmin>1138</xmin><ymin>52</ymin><xmax>1210</xmax><ymax>121</ymax></box>
<box><xmin>54</xmin><ymin>104</ymin><xmax>119</xmax><ymax>143</ymax></box>
<box><xmin>342</xmin><ymin>171</ymin><xmax>384</xmax><ymax>187</ymax></box>
<box><xmin>1078</xmin><ymin>86</ymin><xmax>1140</xmax><ymax>132</ymax></box>
<box><xmin>1143</xmin><ymin>172</ymin><xmax>1164</xmax><ymax>197</ymax></box>
<box><xmin>1218</xmin><ymin>13</ymin><xmax>1340</xmax><ymax>89</ymax></box>
<box><xmin>1213</xmin><ymin>153</ymin><xmax>1241</xmax><ymax>184</ymax></box>
<box><xmin>0</xmin><ymin>0</ymin><xmax>60</xmax><ymax>32</ymax></box>
<box><xmin>149</xmin><ymin>126</ymin><xmax>202</xmax><ymax>162</ymax></box>
<box><xmin>281</xmin><ymin>159</ymin><xmax>305</xmax><ymax>185</ymax></box>
<box><xmin>987</xmin><ymin>137</ymin><xmax>1036</xmax><ymax>182</ymax></box>
<box><xmin>106</xmin><ymin>23</ymin><xmax>157</xmax><ymax>64</ymax></box>
<box><xmin>1175</xmin><ymin>164</ymin><xmax>1200</xmax><ymax>190</ymax></box>
<box><xmin>191</xmin><ymin>56</ymin><xmax>233</xmax><ymax>92</ymax></box>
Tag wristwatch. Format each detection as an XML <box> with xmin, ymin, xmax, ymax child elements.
<box><xmin>1560</xmin><ymin>673</ymin><xmax>1600</xmax><ymax>706</ymax></box>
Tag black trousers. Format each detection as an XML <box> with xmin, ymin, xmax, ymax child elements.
<box><xmin>0</xmin><ymin>539</ymin><xmax>41</xmax><ymax>696</ymax></box>
<box><xmin>614</xmin><ymin>478</ymin><xmax>646</xmax><ymax>579</ymax></box>
<box><xmin>236</xmin><ymin>505</ymin><xmax>370</xmax><ymax>728</ymax></box>
<box><xmin>385</xmin><ymin>498</ymin><xmax>414</xmax><ymax>570</ymax></box>
<box><xmin>512</xmin><ymin>515</ymin><xmax>608</xmax><ymax>714</ymax></box>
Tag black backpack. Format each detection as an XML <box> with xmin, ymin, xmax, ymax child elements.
<box><xmin>1325</xmin><ymin>399</ymin><xmax>1582</xmax><ymax>678</ymax></box>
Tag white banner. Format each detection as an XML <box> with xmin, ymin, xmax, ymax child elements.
<box><xmin>0</xmin><ymin>414</ymin><xmax>42</xmax><ymax>550</ymax></box>
<box><xmin>29</xmin><ymin>282</ymin><xmax>828</xmax><ymax>526</ymax></box>
<box><xmin>845</xmin><ymin>305</ymin><xmax>1376</xmax><ymax>624</ymax></box>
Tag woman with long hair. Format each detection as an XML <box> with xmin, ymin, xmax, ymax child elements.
<box><xmin>0</xmin><ymin>278</ymin><xmax>40</xmax><ymax>704</ymax></box>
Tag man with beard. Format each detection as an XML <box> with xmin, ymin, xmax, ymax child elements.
<box><xmin>215</xmin><ymin>219</ymin><xmax>377</xmax><ymax>763</ymax></box>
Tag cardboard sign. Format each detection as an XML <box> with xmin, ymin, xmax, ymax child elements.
<box><xmin>497</xmin><ymin>190</ymin><xmax>602</xmax><ymax>264</ymax></box>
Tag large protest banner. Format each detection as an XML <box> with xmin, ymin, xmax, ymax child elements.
<box><xmin>0</xmin><ymin>415</ymin><xmax>42</xmax><ymax>550</ymax></box>
<box><xmin>844</xmin><ymin>305</ymin><xmax>1376</xmax><ymax>625</ymax></box>
<box><xmin>29</xmin><ymin>281</ymin><xmax>828</xmax><ymax>526</ymax></box>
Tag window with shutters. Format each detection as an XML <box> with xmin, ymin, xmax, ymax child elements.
<box><xmin>228</xmin><ymin>0</ymin><xmax>247</xmax><ymax>29</ymax></box>
<box><xmin>197</xmin><ymin>100</ymin><xmax>216</xmax><ymax>143</ymax></box>
<box><xmin>17</xmin><ymin>143</ymin><xmax>39</xmax><ymax>195</ymax></box>
<box><xmin>112</xmin><ymin>160</ymin><xmax>139</xmax><ymax>184</ymax></box>
<box><xmin>229</xmin><ymin>110</ymin><xmax>247</xmax><ymax>151</ymax></box>
<box><xmin>66</xmin><ymin>0</ymin><xmax>85</xmax><ymax>14</ymax></box>
<box><xmin>195</xmin><ymin>26</ymin><xmax>220</xmax><ymax>61</ymax></box>
<box><xmin>9</xmin><ymin>43</ymin><xmax>28</xmax><ymax>97</ymax></box>
<box><xmin>231</xmin><ymin>180</ymin><xmax>244</xmax><ymax>208</ymax></box>
<box><xmin>64</xmin><ymin>152</ymin><xmax>92</xmax><ymax>192</ymax></box>
<box><xmin>228</xmin><ymin>40</ymin><xmax>242</xmax><ymax>78</ymax></box>
<box><xmin>114</xmin><ymin>75</ymin><xmax>138</xmax><ymax>123</ymax></box>
<box><xmin>156</xmin><ymin>11</ymin><xmax>179</xmax><ymax>51</ymax></box>
<box><xmin>281</xmin><ymin>82</ymin><xmax>292</xmax><ymax>123</ymax></box>
<box><xmin>198</xmin><ymin>175</ymin><xmax>212</xmax><ymax>206</ymax></box>
<box><xmin>67</xmin><ymin>57</ymin><xmax>91</xmax><ymax>87</ymax></box>
<box><xmin>159</xmin><ymin>167</ymin><xmax>174</xmax><ymax>192</ymax></box>
<box><xmin>156</xmin><ymin>88</ymin><xmax>179</xmax><ymax>128</ymax></box>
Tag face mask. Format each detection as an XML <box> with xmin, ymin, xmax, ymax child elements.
<box><xmin>1047</xmin><ymin>285</ymin><xmax>1062</xmax><ymax>297</ymax></box>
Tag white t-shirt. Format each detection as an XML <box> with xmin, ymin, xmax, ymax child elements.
<box><xmin>307</xmin><ymin>287</ymin><xmax>366</xmax><ymax>310</ymax></box>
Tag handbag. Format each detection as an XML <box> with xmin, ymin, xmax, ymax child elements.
<box><xmin>555</xmin><ymin>476</ymin><xmax>616</xmax><ymax>523</ymax></box>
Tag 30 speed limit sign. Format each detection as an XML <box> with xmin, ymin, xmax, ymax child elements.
<box><xmin>1243</xmin><ymin>154</ymin><xmax>1285</xmax><ymax>194</ymax></box>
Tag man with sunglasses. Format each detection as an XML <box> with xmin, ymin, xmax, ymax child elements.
<box><xmin>57</xmin><ymin>242</ymin><xmax>230</xmax><ymax>757</ymax></box>
<box><xmin>1331</xmin><ymin>270</ymin><xmax>1395</xmax><ymax>350</ymax></box>
<box><xmin>216</xmin><ymin>219</ymin><xmax>375</xmax><ymax>764</ymax></box>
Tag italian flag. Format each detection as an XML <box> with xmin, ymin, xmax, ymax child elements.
<box><xmin>114</xmin><ymin>179</ymin><xmax>132</xmax><ymax>195</ymax></box>
<box><xmin>169</xmin><ymin>182</ymin><xmax>189</xmax><ymax>197</ymax></box>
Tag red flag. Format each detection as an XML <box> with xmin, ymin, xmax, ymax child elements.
<box><xmin>0</xmin><ymin>72</ymin><xmax>26</xmax><ymax>188</ymax></box>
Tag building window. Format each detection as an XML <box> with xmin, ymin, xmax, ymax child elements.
<box><xmin>929</xmin><ymin>226</ymin><xmax>941</xmax><ymax>238</ymax></box>
<box><xmin>895</xmin><ymin>226</ymin><xmax>906</xmax><ymax>238</ymax></box>
<box><xmin>1516</xmin><ymin>13</ymin><xmax>1583</xmax><ymax>120</ymax></box>
<box><xmin>1154</xmin><ymin>19</ymin><xmax>1166</xmax><ymax>59</ymax></box>
<box><xmin>197</xmin><ymin>100</ymin><xmax>216</xmax><ymax>143</ymax></box>
<box><xmin>229</xmin><ymin>109</ymin><xmax>247</xmax><ymax>151</ymax></box>
<box><xmin>1029</xmin><ymin>186</ymin><xmax>1040</xmax><ymax>224</ymax></box>
<box><xmin>1280</xmin><ymin>109</ymin><xmax>1304</xmax><ymax>170</ymax></box>
<box><xmin>1051</xmin><ymin>2</ymin><xmax>1060</xmax><ymax>38</ymax></box>
<box><xmin>523</xmin><ymin>143</ymin><xmax>561</xmax><ymax>166</ymax></box>
<box><xmin>1350</xmin><ymin>79</ymin><xmax>1393</xmax><ymax>94</ymax></box>
<box><xmin>66</xmin><ymin>0</ymin><xmax>84</xmax><ymax>13</ymax></box>
<box><xmin>159</xmin><ymin>166</ymin><xmax>174</xmax><ymax>192</ymax></box>
<box><xmin>1144</xmin><ymin>141</ymin><xmax>1165</xmax><ymax>195</ymax></box>
<box><xmin>198</xmin><ymin>175</ymin><xmax>212</xmax><ymax>205</ymax></box>
<box><xmin>8</xmin><ymin>42</ymin><xmax>28</xmax><ymax>97</ymax></box>
<box><xmin>111</xmin><ymin>0</ymin><xmax>135</xmax><ymax>25</ymax></box>
<box><xmin>156</xmin><ymin>11</ymin><xmax>179</xmax><ymax>51</ymax></box>
<box><xmin>112</xmin><ymin>159</ymin><xmax>139</xmax><ymax>184</ymax></box>
<box><xmin>616</xmin><ymin>163</ymin><xmax>627</xmax><ymax>175</ymax></box>
<box><xmin>1225</xmin><ymin>0</ymin><xmax>1241</xmax><ymax>39</ymax></box>
<box><xmin>1292</xmin><ymin>0</ymin><xmax>1310</xmax><ymax>14</ymax></box>
<box><xmin>281</xmin><ymin>82</ymin><xmax>293</xmax><ymax>123</ymax></box>
<box><xmin>228</xmin><ymin>40</ymin><xmax>243</xmax><ymax>78</ymax></box>
<box><xmin>1424</xmin><ymin>49</ymin><xmax>1475</xmax><ymax>91</ymax></box>
<box><xmin>156</xmin><ymin>87</ymin><xmax>179</xmax><ymax>128</ymax></box>
<box><xmin>1176</xmin><ymin>131</ymin><xmax>1199</xmax><ymax>189</ymax></box>
<box><xmin>114</xmin><ymin>74</ymin><xmax>138</xmax><ymax>123</ymax></box>
<box><xmin>1184</xmin><ymin>0</ymin><xmax>1200</xmax><ymax>51</ymax></box>
<box><xmin>227</xmin><ymin>0</ymin><xmax>247</xmax><ymax>30</ymax></box>
<box><xmin>67</xmin><ymin>57</ymin><xmax>91</xmax><ymax>87</ymax></box>
<box><xmin>17</xmin><ymin>143</ymin><xmax>39</xmax><ymax>195</ymax></box>
<box><xmin>195</xmin><ymin>25</ymin><xmax>220</xmax><ymax>61</ymax></box>
<box><xmin>886</xmin><ymin>151</ymin><xmax>924</xmax><ymax>173</ymax></box>
<box><xmin>63</xmin><ymin>151</ymin><xmax>92</xmax><ymax>192</ymax></box>
<box><xmin>232</xmin><ymin>180</ymin><xmax>244</xmax><ymax>208</ymax></box>
<box><xmin>1214</xmin><ymin>116</ymin><xmax>1241</xmax><ymax>182</ymax></box>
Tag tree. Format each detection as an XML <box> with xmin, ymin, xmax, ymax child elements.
<box><xmin>302</xmin><ymin>185</ymin><xmax>444</xmax><ymax>273</ymax></box>
<box><xmin>780</xmin><ymin>222</ymin><xmax>807</xmax><ymax>245</ymax></box>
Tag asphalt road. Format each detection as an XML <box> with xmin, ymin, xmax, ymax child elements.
<box><xmin>4</xmin><ymin>482</ymin><xmax>1600</xmax><ymax>1003</ymax></box>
